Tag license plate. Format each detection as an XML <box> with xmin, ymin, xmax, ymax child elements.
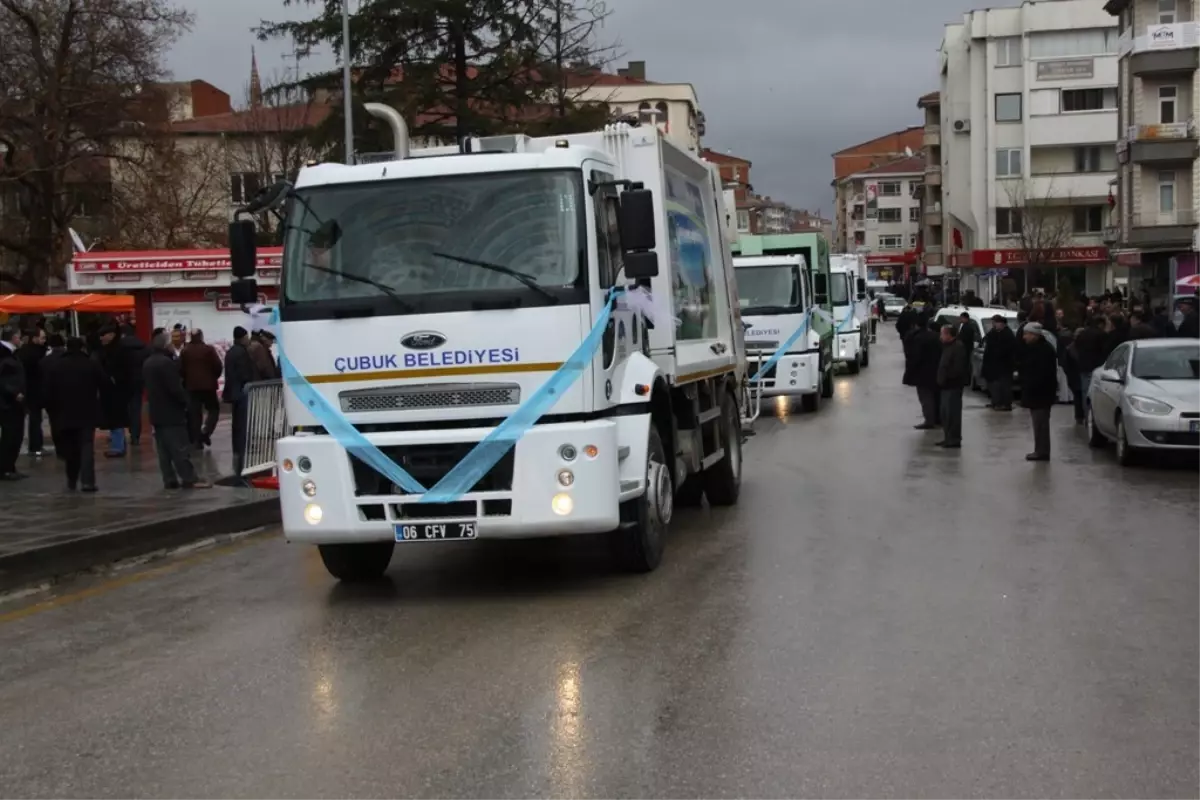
<box><xmin>394</xmin><ymin>522</ymin><xmax>477</xmax><ymax>542</ymax></box>
<box><xmin>1190</xmin><ymin>420</ymin><xmax>1198</xmax><ymax>433</ymax></box>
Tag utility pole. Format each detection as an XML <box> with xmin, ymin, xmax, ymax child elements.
<box><xmin>341</xmin><ymin>0</ymin><xmax>354</xmax><ymax>164</ymax></box>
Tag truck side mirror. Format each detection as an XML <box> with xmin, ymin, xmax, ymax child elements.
<box><xmin>229</xmin><ymin>219</ymin><xmax>257</xmax><ymax>278</ymax></box>
<box><xmin>813</xmin><ymin>273</ymin><xmax>829</xmax><ymax>305</ymax></box>
<box><xmin>856</xmin><ymin>277</ymin><xmax>867</xmax><ymax>299</ymax></box>
<box><xmin>230</xmin><ymin>278</ymin><xmax>259</xmax><ymax>306</ymax></box>
<box><xmin>617</xmin><ymin>188</ymin><xmax>656</xmax><ymax>251</ymax></box>
<box><xmin>624</xmin><ymin>251</ymin><xmax>659</xmax><ymax>279</ymax></box>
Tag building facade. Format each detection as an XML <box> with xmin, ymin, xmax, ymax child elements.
<box><xmin>831</xmin><ymin>127</ymin><xmax>924</xmax><ymax>252</ymax></box>
<box><xmin>1105</xmin><ymin>0</ymin><xmax>1199</xmax><ymax>296</ymax></box>
<box><xmin>838</xmin><ymin>157</ymin><xmax>925</xmax><ymax>280</ymax></box>
<box><xmin>940</xmin><ymin>0</ymin><xmax>1121</xmax><ymax>301</ymax></box>
<box><xmin>918</xmin><ymin>91</ymin><xmax>946</xmax><ymax>274</ymax></box>
<box><xmin>572</xmin><ymin>61</ymin><xmax>706</xmax><ymax>153</ymax></box>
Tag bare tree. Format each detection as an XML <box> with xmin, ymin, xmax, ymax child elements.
<box><xmin>1001</xmin><ymin>177</ymin><xmax>1075</xmax><ymax>281</ymax></box>
<box><xmin>0</xmin><ymin>0</ymin><xmax>192</xmax><ymax>290</ymax></box>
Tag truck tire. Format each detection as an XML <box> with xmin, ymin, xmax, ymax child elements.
<box><xmin>612</xmin><ymin>425</ymin><xmax>671</xmax><ymax>573</ymax></box>
<box><xmin>675</xmin><ymin>477</ymin><xmax>705</xmax><ymax>507</ymax></box>
<box><xmin>861</xmin><ymin>341</ymin><xmax>870</xmax><ymax>367</ymax></box>
<box><xmin>800</xmin><ymin>388</ymin><xmax>820</xmax><ymax>413</ymax></box>
<box><xmin>846</xmin><ymin>356</ymin><xmax>861</xmax><ymax>375</ymax></box>
<box><xmin>702</xmin><ymin>392</ymin><xmax>742</xmax><ymax>506</ymax></box>
<box><xmin>821</xmin><ymin>362</ymin><xmax>835</xmax><ymax>398</ymax></box>
<box><xmin>318</xmin><ymin>541</ymin><xmax>395</xmax><ymax>582</ymax></box>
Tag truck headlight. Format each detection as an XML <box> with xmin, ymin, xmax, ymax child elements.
<box><xmin>551</xmin><ymin>493</ymin><xmax>574</xmax><ymax>516</ymax></box>
<box><xmin>1127</xmin><ymin>395</ymin><xmax>1173</xmax><ymax>415</ymax></box>
<box><xmin>304</xmin><ymin>503</ymin><xmax>323</xmax><ymax>524</ymax></box>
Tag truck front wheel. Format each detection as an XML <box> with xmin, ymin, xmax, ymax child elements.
<box><xmin>318</xmin><ymin>541</ymin><xmax>395</xmax><ymax>582</ymax></box>
<box><xmin>702</xmin><ymin>392</ymin><xmax>742</xmax><ymax>506</ymax></box>
<box><xmin>612</xmin><ymin>425</ymin><xmax>671</xmax><ymax>573</ymax></box>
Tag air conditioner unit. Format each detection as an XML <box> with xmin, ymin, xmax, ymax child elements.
<box><xmin>952</xmin><ymin>119</ymin><xmax>970</xmax><ymax>133</ymax></box>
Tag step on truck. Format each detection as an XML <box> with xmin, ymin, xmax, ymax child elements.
<box><xmin>227</xmin><ymin>106</ymin><xmax>749</xmax><ymax>581</ymax></box>
<box><xmin>829</xmin><ymin>253</ymin><xmax>871</xmax><ymax>374</ymax></box>
<box><xmin>734</xmin><ymin>254</ymin><xmax>827</xmax><ymax>413</ymax></box>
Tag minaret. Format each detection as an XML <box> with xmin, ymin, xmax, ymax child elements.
<box><xmin>249</xmin><ymin>46</ymin><xmax>263</xmax><ymax>108</ymax></box>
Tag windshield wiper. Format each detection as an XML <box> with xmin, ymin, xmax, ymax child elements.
<box><xmin>431</xmin><ymin>251</ymin><xmax>559</xmax><ymax>304</ymax></box>
<box><xmin>303</xmin><ymin>261</ymin><xmax>414</xmax><ymax>313</ymax></box>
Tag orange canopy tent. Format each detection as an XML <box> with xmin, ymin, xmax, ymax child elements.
<box><xmin>0</xmin><ymin>293</ymin><xmax>135</xmax><ymax>314</ymax></box>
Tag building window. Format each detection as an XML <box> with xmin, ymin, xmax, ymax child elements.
<box><xmin>1073</xmin><ymin>206</ymin><xmax>1105</xmax><ymax>233</ymax></box>
<box><xmin>1159</xmin><ymin>0</ymin><xmax>1177</xmax><ymax>24</ymax></box>
<box><xmin>878</xmin><ymin>207</ymin><xmax>902</xmax><ymax>222</ymax></box>
<box><xmin>996</xmin><ymin>207</ymin><xmax>1023</xmax><ymax>236</ymax></box>
<box><xmin>878</xmin><ymin>235</ymin><xmax>903</xmax><ymax>249</ymax></box>
<box><xmin>1159</xmin><ymin>86</ymin><xmax>1177</xmax><ymax>124</ymax></box>
<box><xmin>736</xmin><ymin>209</ymin><xmax>750</xmax><ymax>232</ymax></box>
<box><xmin>909</xmin><ymin>233</ymin><xmax>919</xmax><ymax>247</ymax></box>
<box><xmin>1027</xmin><ymin>28</ymin><xmax>1119</xmax><ymax>58</ymax></box>
<box><xmin>909</xmin><ymin>206</ymin><xmax>921</xmax><ymax>222</ymax></box>
<box><xmin>879</xmin><ymin>181</ymin><xmax>901</xmax><ymax>196</ymax></box>
<box><xmin>996</xmin><ymin>37</ymin><xmax>1022</xmax><ymax>67</ymax></box>
<box><xmin>1158</xmin><ymin>171</ymin><xmax>1176</xmax><ymax>213</ymax></box>
<box><xmin>1061</xmin><ymin>87</ymin><xmax>1117</xmax><ymax>113</ymax></box>
<box><xmin>1074</xmin><ymin>146</ymin><xmax>1115</xmax><ymax>173</ymax></box>
<box><xmin>230</xmin><ymin>173</ymin><xmax>261</xmax><ymax>204</ymax></box>
<box><xmin>854</xmin><ymin>230</ymin><xmax>866</xmax><ymax>246</ymax></box>
<box><xmin>996</xmin><ymin>148</ymin><xmax>1023</xmax><ymax>177</ymax></box>
<box><xmin>995</xmin><ymin>93</ymin><xmax>1023</xmax><ymax>122</ymax></box>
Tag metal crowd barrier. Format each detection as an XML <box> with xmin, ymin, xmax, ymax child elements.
<box><xmin>242</xmin><ymin>379</ymin><xmax>286</xmax><ymax>477</ymax></box>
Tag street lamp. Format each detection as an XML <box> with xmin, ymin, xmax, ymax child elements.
<box><xmin>341</xmin><ymin>0</ymin><xmax>353</xmax><ymax>164</ymax></box>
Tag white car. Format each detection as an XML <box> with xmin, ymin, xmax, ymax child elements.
<box><xmin>878</xmin><ymin>294</ymin><xmax>906</xmax><ymax>319</ymax></box>
<box><xmin>1086</xmin><ymin>338</ymin><xmax>1200</xmax><ymax>465</ymax></box>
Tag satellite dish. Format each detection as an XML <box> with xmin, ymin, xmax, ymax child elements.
<box><xmin>904</xmin><ymin>146</ymin><xmax>913</xmax><ymax>157</ymax></box>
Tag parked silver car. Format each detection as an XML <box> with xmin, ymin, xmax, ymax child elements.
<box><xmin>1086</xmin><ymin>338</ymin><xmax>1200</xmax><ymax>465</ymax></box>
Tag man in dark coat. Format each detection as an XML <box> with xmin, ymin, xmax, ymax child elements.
<box><xmin>144</xmin><ymin>332</ymin><xmax>210</xmax><ymax>489</ymax></box>
<box><xmin>180</xmin><ymin>328</ymin><xmax>223</xmax><ymax>448</ymax></box>
<box><xmin>1127</xmin><ymin>310</ymin><xmax>1158</xmax><ymax>340</ymax></box>
<box><xmin>980</xmin><ymin>314</ymin><xmax>1017</xmax><ymax>411</ymax></box>
<box><xmin>1018</xmin><ymin>322</ymin><xmax>1060</xmax><ymax>462</ymax></box>
<box><xmin>42</xmin><ymin>337</ymin><xmax>105</xmax><ymax>491</ymax></box>
<box><xmin>0</xmin><ymin>325</ymin><xmax>27</xmax><ymax>479</ymax></box>
<box><xmin>16</xmin><ymin>328</ymin><xmax>46</xmax><ymax>456</ymax></box>
<box><xmin>95</xmin><ymin>324</ymin><xmax>132</xmax><ymax>457</ymax></box>
<box><xmin>248</xmin><ymin>330</ymin><xmax>280</xmax><ymax>380</ymax></box>
<box><xmin>956</xmin><ymin>311</ymin><xmax>977</xmax><ymax>354</ymax></box>
<box><xmin>118</xmin><ymin>324</ymin><xmax>149</xmax><ymax>445</ymax></box>
<box><xmin>223</xmin><ymin>326</ymin><xmax>257</xmax><ymax>476</ymax></box>
<box><xmin>895</xmin><ymin>305</ymin><xmax>917</xmax><ymax>341</ymax></box>
<box><xmin>1177</xmin><ymin>297</ymin><xmax>1199</xmax><ymax>338</ymax></box>
<box><xmin>1102</xmin><ymin>313</ymin><xmax>1129</xmax><ymax>358</ymax></box>
<box><xmin>904</xmin><ymin>315</ymin><xmax>942</xmax><ymax>429</ymax></box>
<box><xmin>1072</xmin><ymin>315</ymin><xmax>1107</xmax><ymax>403</ymax></box>
<box><xmin>936</xmin><ymin>323</ymin><xmax>970</xmax><ymax>448</ymax></box>
<box><xmin>41</xmin><ymin>333</ymin><xmax>68</xmax><ymax>457</ymax></box>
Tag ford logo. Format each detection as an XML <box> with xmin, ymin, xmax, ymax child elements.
<box><xmin>400</xmin><ymin>331</ymin><xmax>446</xmax><ymax>350</ymax></box>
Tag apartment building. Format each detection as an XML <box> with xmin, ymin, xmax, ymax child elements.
<box><xmin>572</xmin><ymin>61</ymin><xmax>706</xmax><ymax>152</ymax></box>
<box><xmin>838</xmin><ymin>156</ymin><xmax>925</xmax><ymax>280</ymax></box>
<box><xmin>701</xmin><ymin>149</ymin><xmax>756</xmax><ymax>232</ymax></box>
<box><xmin>940</xmin><ymin>0</ymin><xmax>1121</xmax><ymax>300</ymax></box>
<box><xmin>1105</xmin><ymin>0</ymin><xmax>1199</xmax><ymax>295</ymax></box>
<box><xmin>831</xmin><ymin>127</ymin><xmax>924</xmax><ymax>252</ymax></box>
<box><xmin>918</xmin><ymin>92</ymin><xmax>946</xmax><ymax>275</ymax></box>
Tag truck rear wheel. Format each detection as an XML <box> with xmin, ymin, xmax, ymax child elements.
<box><xmin>612</xmin><ymin>425</ymin><xmax>670</xmax><ymax>573</ymax></box>
<box><xmin>821</xmin><ymin>362</ymin><xmax>835</xmax><ymax>398</ymax></box>
<box><xmin>846</xmin><ymin>357</ymin><xmax>861</xmax><ymax>375</ymax></box>
<box><xmin>318</xmin><ymin>541</ymin><xmax>395</xmax><ymax>582</ymax></box>
<box><xmin>861</xmin><ymin>341</ymin><xmax>870</xmax><ymax>367</ymax></box>
<box><xmin>800</xmin><ymin>389</ymin><xmax>820</xmax><ymax>413</ymax></box>
<box><xmin>702</xmin><ymin>392</ymin><xmax>742</xmax><ymax>506</ymax></box>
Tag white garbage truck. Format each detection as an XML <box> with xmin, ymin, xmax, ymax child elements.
<box><xmin>829</xmin><ymin>253</ymin><xmax>871</xmax><ymax>373</ymax></box>
<box><xmin>734</xmin><ymin>254</ymin><xmax>828</xmax><ymax>413</ymax></box>
<box><xmin>227</xmin><ymin>107</ymin><xmax>749</xmax><ymax>581</ymax></box>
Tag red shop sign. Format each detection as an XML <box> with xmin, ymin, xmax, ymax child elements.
<box><xmin>73</xmin><ymin>247</ymin><xmax>284</xmax><ymax>273</ymax></box>
<box><xmin>963</xmin><ymin>247</ymin><xmax>1108</xmax><ymax>267</ymax></box>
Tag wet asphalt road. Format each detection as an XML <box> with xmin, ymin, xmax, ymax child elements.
<box><xmin>1</xmin><ymin>325</ymin><xmax>1197</xmax><ymax>799</ymax></box>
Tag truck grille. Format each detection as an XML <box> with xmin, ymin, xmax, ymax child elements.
<box><xmin>339</xmin><ymin>382</ymin><xmax>520</xmax><ymax>413</ymax></box>
<box><xmin>349</xmin><ymin>442</ymin><xmax>515</xmax><ymax>497</ymax></box>
<box><xmin>747</xmin><ymin>341</ymin><xmax>779</xmax><ymax>354</ymax></box>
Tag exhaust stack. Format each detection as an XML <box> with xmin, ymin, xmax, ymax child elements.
<box><xmin>363</xmin><ymin>103</ymin><xmax>410</xmax><ymax>160</ymax></box>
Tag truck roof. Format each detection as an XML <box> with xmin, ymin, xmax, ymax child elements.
<box><xmin>733</xmin><ymin>255</ymin><xmax>807</xmax><ymax>268</ymax></box>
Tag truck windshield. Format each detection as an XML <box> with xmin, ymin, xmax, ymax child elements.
<box><xmin>282</xmin><ymin>169</ymin><xmax>585</xmax><ymax>310</ymax></box>
<box><xmin>736</xmin><ymin>266</ymin><xmax>802</xmax><ymax>313</ymax></box>
<box><xmin>830</xmin><ymin>273</ymin><xmax>851</xmax><ymax>306</ymax></box>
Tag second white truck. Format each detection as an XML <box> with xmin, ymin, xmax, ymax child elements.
<box><xmin>829</xmin><ymin>253</ymin><xmax>871</xmax><ymax>374</ymax></box>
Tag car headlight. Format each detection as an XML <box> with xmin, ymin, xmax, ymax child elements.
<box><xmin>1127</xmin><ymin>395</ymin><xmax>1174</xmax><ymax>415</ymax></box>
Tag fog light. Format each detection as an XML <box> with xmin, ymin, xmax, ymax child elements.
<box><xmin>551</xmin><ymin>493</ymin><xmax>574</xmax><ymax>516</ymax></box>
<box><xmin>790</xmin><ymin>370</ymin><xmax>797</xmax><ymax>377</ymax></box>
<box><xmin>297</xmin><ymin>456</ymin><xmax>312</xmax><ymax>473</ymax></box>
<box><xmin>281</xmin><ymin>458</ymin><xmax>294</xmax><ymax>472</ymax></box>
<box><xmin>559</xmin><ymin>444</ymin><xmax>577</xmax><ymax>461</ymax></box>
<box><xmin>303</xmin><ymin>503</ymin><xmax>323</xmax><ymax>525</ymax></box>
<box><xmin>557</xmin><ymin>469</ymin><xmax>574</xmax><ymax>487</ymax></box>
<box><xmin>583</xmin><ymin>444</ymin><xmax>599</xmax><ymax>459</ymax></box>
<box><xmin>301</xmin><ymin>479</ymin><xmax>317</xmax><ymax>497</ymax></box>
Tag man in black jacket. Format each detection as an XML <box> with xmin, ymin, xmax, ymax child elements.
<box><xmin>1178</xmin><ymin>297</ymin><xmax>1199</xmax><ymax>338</ymax></box>
<box><xmin>41</xmin><ymin>333</ymin><xmax>67</xmax><ymax>458</ymax></box>
<box><xmin>904</xmin><ymin>316</ymin><xmax>943</xmax><ymax>429</ymax></box>
<box><xmin>1072</xmin><ymin>315</ymin><xmax>1107</xmax><ymax>402</ymax></box>
<box><xmin>222</xmin><ymin>326</ymin><xmax>257</xmax><ymax>476</ymax></box>
<box><xmin>1018</xmin><ymin>322</ymin><xmax>1060</xmax><ymax>462</ymax></box>
<box><xmin>16</xmin><ymin>328</ymin><xmax>46</xmax><ymax>456</ymax></box>
<box><xmin>981</xmin><ymin>314</ymin><xmax>1017</xmax><ymax>411</ymax></box>
<box><xmin>956</xmin><ymin>311</ymin><xmax>978</xmax><ymax>355</ymax></box>
<box><xmin>42</xmin><ymin>337</ymin><xmax>105</xmax><ymax>491</ymax></box>
<box><xmin>118</xmin><ymin>324</ymin><xmax>149</xmax><ymax>445</ymax></box>
<box><xmin>936</xmin><ymin>324</ymin><xmax>970</xmax><ymax>448</ymax></box>
<box><xmin>0</xmin><ymin>325</ymin><xmax>26</xmax><ymax>479</ymax></box>
<box><xmin>144</xmin><ymin>333</ymin><xmax>210</xmax><ymax>489</ymax></box>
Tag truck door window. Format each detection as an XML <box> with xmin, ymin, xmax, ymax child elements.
<box><xmin>592</xmin><ymin>172</ymin><xmax>621</xmax><ymax>289</ymax></box>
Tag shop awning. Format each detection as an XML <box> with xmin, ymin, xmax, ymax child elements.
<box><xmin>0</xmin><ymin>293</ymin><xmax>136</xmax><ymax>313</ymax></box>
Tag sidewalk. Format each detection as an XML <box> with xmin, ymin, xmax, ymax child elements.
<box><xmin>0</xmin><ymin>418</ymin><xmax>279</xmax><ymax>591</ymax></box>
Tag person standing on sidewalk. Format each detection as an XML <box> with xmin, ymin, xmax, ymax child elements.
<box><xmin>95</xmin><ymin>324</ymin><xmax>133</xmax><ymax>458</ymax></box>
<box><xmin>118</xmin><ymin>324</ymin><xmax>149</xmax><ymax>446</ymax></box>
<box><xmin>1018</xmin><ymin>322</ymin><xmax>1059</xmax><ymax>462</ymax></box>
<box><xmin>1072</xmin><ymin>315</ymin><xmax>1107</xmax><ymax>405</ymax></box>
<box><xmin>16</xmin><ymin>328</ymin><xmax>46</xmax><ymax>457</ymax></box>
<box><xmin>936</xmin><ymin>324</ymin><xmax>970</xmax><ymax>449</ymax></box>
<box><xmin>144</xmin><ymin>333</ymin><xmax>211</xmax><ymax>490</ymax></box>
<box><xmin>223</xmin><ymin>326</ymin><xmax>257</xmax><ymax>476</ymax></box>
<box><xmin>180</xmin><ymin>329</ymin><xmax>223</xmax><ymax>449</ymax></box>
<box><xmin>42</xmin><ymin>337</ymin><xmax>105</xmax><ymax>492</ymax></box>
<box><xmin>981</xmin><ymin>314</ymin><xmax>1016</xmax><ymax>411</ymax></box>
<box><xmin>248</xmin><ymin>329</ymin><xmax>280</xmax><ymax>380</ymax></box>
<box><xmin>41</xmin><ymin>333</ymin><xmax>67</xmax><ymax>458</ymax></box>
<box><xmin>0</xmin><ymin>325</ymin><xmax>27</xmax><ymax>480</ymax></box>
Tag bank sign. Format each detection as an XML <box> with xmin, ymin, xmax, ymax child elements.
<box><xmin>956</xmin><ymin>247</ymin><xmax>1109</xmax><ymax>267</ymax></box>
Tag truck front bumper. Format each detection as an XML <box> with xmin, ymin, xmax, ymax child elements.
<box><xmin>276</xmin><ymin>419</ymin><xmax>630</xmax><ymax>544</ymax></box>
<box><xmin>749</xmin><ymin>351</ymin><xmax>820</xmax><ymax>398</ymax></box>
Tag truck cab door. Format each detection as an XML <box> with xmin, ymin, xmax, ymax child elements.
<box><xmin>591</xmin><ymin>171</ymin><xmax>638</xmax><ymax>409</ymax></box>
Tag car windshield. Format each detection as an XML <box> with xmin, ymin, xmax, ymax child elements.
<box><xmin>737</xmin><ymin>265</ymin><xmax>802</xmax><ymax>312</ymax></box>
<box><xmin>283</xmin><ymin>170</ymin><xmax>584</xmax><ymax>304</ymax></box>
<box><xmin>1132</xmin><ymin>343</ymin><xmax>1200</xmax><ymax>379</ymax></box>
<box><xmin>830</xmin><ymin>273</ymin><xmax>851</xmax><ymax>306</ymax></box>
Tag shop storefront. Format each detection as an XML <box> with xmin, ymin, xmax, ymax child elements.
<box><xmin>948</xmin><ymin>246</ymin><xmax>1109</xmax><ymax>303</ymax></box>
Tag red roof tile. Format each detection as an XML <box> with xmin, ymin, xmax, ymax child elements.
<box><xmin>857</xmin><ymin>155</ymin><xmax>926</xmax><ymax>176</ymax></box>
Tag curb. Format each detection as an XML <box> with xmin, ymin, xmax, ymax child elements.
<box><xmin>0</xmin><ymin>498</ymin><xmax>281</xmax><ymax>593</ymax></box>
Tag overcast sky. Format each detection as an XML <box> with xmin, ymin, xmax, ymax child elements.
<box><xmin>168</xmin><ymin>0</ymin><xmax>1022</xmax><ymax>215</ymax></box>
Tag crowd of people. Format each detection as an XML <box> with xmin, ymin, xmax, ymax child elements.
<box><xmin>895</xmin><ymin>289</ymin><xmax>1199</xmax><ymax>462</ymax></box>
<box><xmin>0</xmin><ymin>321</ymin><xmax>279</xmax><ymax>491</ymax></box>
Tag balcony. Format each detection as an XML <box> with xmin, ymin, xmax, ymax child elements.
<box><xmin>924</xmin><ymin>247</ymin><xmax>944</xmax><ymax>267</ymax></box>
<box><xmin>1129</xmin><ymin>208</ymin><xmax>1197</xmax><ymax>248</ymax></box>
<box><xmin>1119</xmin><ymin>22</ymin><xmax>1200</xmax><ymax>76</ymax></box>
<box><xmin>924</xmin><ymin>165</ymin><xmax>942</xmax><ymax>186</ymax></box>
<box><xmin>923</xmin><ymin>124</ymin><xmax>941</xmax><ymax>148</ymax></box>
<box><xmin>1102</xmin><ymin>225</ymin><xmax>1120</xmax><ymax>244</ymax></box>
<box><xmin>1029</xmin><ymin>112</ymin><xmax>1118</xmax><ymax>147</ymax></box>
<box><xmin>1126</xmin><ymin>120</ymin><xmax>1199</xmax><ymax>165</ymax></box>
<box><xmin>924</xmin><ymin>206</ymin><xmax>943</xmax><ymax>227</ymax></box>
<box><xmin>1026</xmin><ymin>172</ymin><xmax>1115</xmax><ymax>202</ymax></box>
